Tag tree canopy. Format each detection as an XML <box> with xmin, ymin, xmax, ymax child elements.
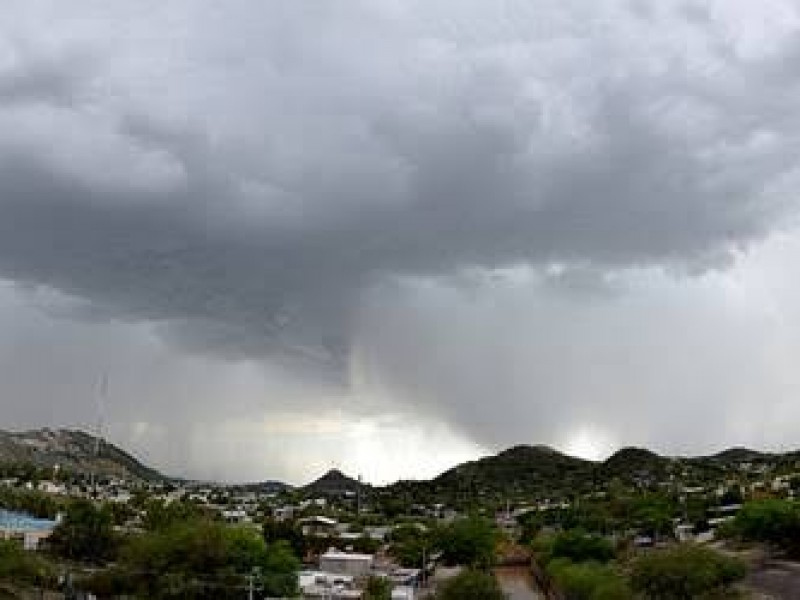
<box><xmin>433</xmin><ymin>570</ymin><xmax>505</xmax><ymax>600</ymax></box>
<box><xmin>630</xmin><ymin>545</ymin><xmax>745</xmax><ymax>599</ymax></box>
<box><xmin>729</xmin><ymin>499</ymin><xmax>800</xmax><ymax>556</ymax></box>
<box><xmin>48</xmin><ymin>499</ymin><xmax>118</xmax><ymax>563</ymax></box>
<box><xmin>435</xmin><ymin>517</ymin><xmax>497</xmax><ymax>568</ymax></box>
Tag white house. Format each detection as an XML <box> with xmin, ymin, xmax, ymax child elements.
<box><xmin>300</xmin><ymin>515</ymin><xmax>338</xmax><ymax>537</ymax></box>
<box><xmin>319</xmin><ymin>549</ymin><xmax>374</xmax><ymax>577</ymax></box>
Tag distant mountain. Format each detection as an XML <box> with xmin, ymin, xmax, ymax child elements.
<box><xmin>414</xmin><ymin>445</ymin><xmax>595</xmax><ymax>499</ymax></box>
<box><xmin>0</xmin><ymin>428</ymin><xmax>163</xmax><ymax>481</ymax></box>
<box><xmin>232</xmin><ymin>480</ymin><xmax>293</xmax><ymax>494</ymax></box>
<box><xmin>378</xmin><ymin>443</ymin><xmax>800</xmax><ymax>502</ymax></box>
<box><xmin>708</xmin><ymin>447</ymin><xmax>768</xmax><ymax>463</ymax></box>
<box><xmin>601</xmin><ymin>447</ymin><xmax>670</xmax><ymax>479</ymax></box>
<box><xmin>5</xmin><ymin>427</ymin><xmax>799</xmax><ymax>498</ymax></box>
<box><xmin>303</xmin><ymin>469</ymin><xmax>367</xmax><ymax>496</ymax></box>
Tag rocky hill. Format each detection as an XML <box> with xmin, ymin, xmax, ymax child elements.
<box><xmin>303</xmin><ymin>468</ymin><xmax>367</xmax><ymax>496</ymax></box>
<box><xmin>379</xmin><ymin>443</ymin><xmax>800</xmax><ymax>503</ymax></box>
<box><xmin>4</xmin><ymin>427</ymin><xmax>798</xmax><ymax>496</ymax></box>
<box><xmin>432</xmin><ymin>444</ymin><xmax>593</xmax><ymax>495</ymax></box>
<box><xmin>0</xmin><ymin>428</ymin><xmax>163</xmax><ymax>481</ymax></box>
<box><xmin>600</xmin><ymin>446</ymin><xmax>671</xmax><ymax>480</ymax></box>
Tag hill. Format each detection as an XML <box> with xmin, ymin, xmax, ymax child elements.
<box><xmin>378</xmin><ymin>443</ymin><xmax>800</xmax><ymax>503</ymax></box>
<box><xmin>0</xmin><ymin>428</ymin><xmax>163</xmax><ymax>481</ymax></box>
<box><xmin>707</xmin><ymin>447</ymin><xmax>768</xmax><ymax>463</ymax></box>
<box><xmin>303</xmin><ymin>469</ymin><xmax>367</xmax><ymax>496</ymax></box>
<box><xmin>601</xmin><ymin>446</ymin><xmax>671</xmax><ymax>480</ymax></box>
<box><xmin>393</xmin><ymin>445</ymin><xmax>597</xmax><ymax>500</ymax></box>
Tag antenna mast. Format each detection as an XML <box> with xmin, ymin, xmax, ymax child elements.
<box><xmin>90</xmin><ymin>373</ymin><xmax>107</xmax><ymax>499</ymax></box>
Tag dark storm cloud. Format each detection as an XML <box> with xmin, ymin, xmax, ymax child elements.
<box><xmin>0</xmin><ymin>51</ymin><xmax>92</xmax><ymax>107</ymax></box>
<box><xmin>1</xmin><ymin>0</ymin><xmax>799</xmax><ymax>366</ymax></box>
<box><xmin>3</xmin><ymin>1</ymin><xmax>800</xmax><ymax>474</ymax></box>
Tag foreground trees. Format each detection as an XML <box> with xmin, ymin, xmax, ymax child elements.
<box><xmin>630</xmin><ymin>545</ymin><xmax>745</xmax><ymax>599</ymax></box>
<box><xmin>546</xmin><ymin>559</ymin><xmax>632</xmax><ymax>600</ymax></box>
<box><xmin>388</xmin><ymin>523</ymin><xmax>431</xmax><ymax>568</ymax></box>
<box><xmin>433</xmin><ymin>570</ymin><xmax>506</xmax><ymax>600</ymax></box>
<box><xmin>0</xmin><ymin>540</ymin><xmax>55</xmax><ymax>589</ymax></box>
<box><xmin>435</xmin><ymin>516</ymin><xmax>498</xmax><ymax>568</ymax></box>
<box><xmin>726</xmin><ymin>499</ymin><xmax>800</xmax><ymax>557</ymax></box>
<box><xmin>534</xmin><ymin>530</ymin><xmax>631</xmax><ymax>600</ymax></box>
<box><xmin>83</xmin><ymin>520</ymin><xmax>300</xmax><ymax>599</ymax></box>
<box><xmin>363</xmin><ymin>575</ymin><xmax>392</xmax><ymax>600</ymax></box>
<box><xmin>532</xmin><ymin>528</ymin><xmax>747</xmax><ymax>600</ymax></box>
<box><xmin>48</xmin><ymin>499</ymin><xmax>118</xmax><ymax>563</ymax></box>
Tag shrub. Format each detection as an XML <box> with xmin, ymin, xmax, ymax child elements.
<box><xmin>729</xmin><ymin>499</ymin><xmax>800</xmax><ymax>556</ymax></box>
<box><xmin>630</xmin><ymin>544</ymin><xmax>746</xmax><ymax>599</ymax></box>
<box><xmin>434</xmin><ymin>517</ymin><xmax>497</xmax><ymax>568</ymax></box>
<box><xmin>550</xmin><ymin>529</ymin><xmax>616</xmax><ymax>564</ymax></box>
<box><xmin>48</xmin><ymin>499</ymin><xmax>118</xmax><ymax>563</ymax></box>
<box><xmin>0</xmin><ymin>540</ymin><xmax>55</xmax><ymax>587</ymax></box>
<box><xmin>547</xmin><ymin>558</ymin><xmax>632</xmax><ymax>600</ymax></box>
<box><xmin>433</xmin><ymin>570</ymin><xmax>505</xmax><ymax>600</ymax></box>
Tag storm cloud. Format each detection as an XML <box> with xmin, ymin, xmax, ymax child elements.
<box><xmin>2</xmin><ymin>1</ymin><xmax>800</xmax><ymax>481</ymax></box>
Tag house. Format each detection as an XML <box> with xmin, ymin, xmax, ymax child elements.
<box><xmin>37</xmin><ymin>480</ymin><xmax>66</xmax><ymax>495</ymax></box>
<box><xmin>299</xmin><ymin>570</ymin><xmax>360</xmax><ymax>599</ymax></box>
<box><xmin>273</xmin><ymin>505</ymin><xmax>296</xmax><ymax>521</ymax></box>
<box><xmin>222</xmin><ymin>508</ymin><xmax>251</xmax><ymax>524</ymax></box>
<box><xmin>319</xmin><ymin>549</ymin><xmax>374</xmax><ymax>576</ymax></box>
<box><xmin>300</xmin><ymin>515</ymin><xmax>338</xmax><ymax>537</ymax></box>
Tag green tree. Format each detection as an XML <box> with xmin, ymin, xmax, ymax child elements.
<box><xmin>262</xmin><ymin>541</ymin><xmax>302</xmax><ymax>598</ymax></box>
<box><xmin>48</xmin><ymin>499</ymin><xmax>117</xmax><ymax>563</ymax></box>
<box><xmin>364</xmin><ymin>575</ymin><xmax>392</xmax><ymax>600</ymax></box>
<box><xmin>114</xmin><ymin>520</ymin><xmax>299</xmax><ymax>599</ymax></box>
<box><xmin>0</xmin><ymin>539</ymin><xmax>55</xmax><ymax>587</ymax></box>
<box><xmin>263</xmin><ymin>518</ymin><xmax>306</xmax><ymax>558</ymax></box>
<box><xmin>389</xmin><ymin>524</ymin><xmax>431</xmax><ymax>568</ymax></box>
<box><xmin>549</xmin><ymin>529</ymin><xmax>615</xmax><ymax>564</ymax></box>
<box><xmin>141</xmin><ymin>498</ymin><xmax>210</xmax><ymax>531</ymax></box>
<box><xmin>630</xmin><ymin>497</ymin><xmax>674</xmax><ymax>540</ymax></box>
<box><xmin>546</xmin><ymin>558</ymin><xmax>632</xmax><ymax>600</ymax></box>
<box><xmin>630</xmin><ymin>545</ymin><xmax>745</xmax><ymax>599</ymax></box>
<box><xmin>433</xmin><ymin>570</ymin><xmax>505</xmax><ymax>600</ymax></box>
<box><xmin>729</xmin><ymin>499</ymin><xmax>800</xmax><ymax>556</ymax></box>
<box><xmin>435</xmin><ymin>517</ymin><xmax>497</xmax><ymax>568</ymax></box>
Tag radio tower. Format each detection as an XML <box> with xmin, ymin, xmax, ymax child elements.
<box><xmin>89</xmin><ymin>373</ymin><xmax>107</xmax><ymax>499</ymax></box>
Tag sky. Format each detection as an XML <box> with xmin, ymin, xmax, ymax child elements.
<box><xmin>2</xmin><ymin>1</ymin><xmax>800</xmax><ymax>484</ymax></box>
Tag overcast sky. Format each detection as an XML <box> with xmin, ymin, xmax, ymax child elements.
<box><xmin>3</xmin><ymin>1</ymin><xmax>800</xmax><ymax>484</ymax></box>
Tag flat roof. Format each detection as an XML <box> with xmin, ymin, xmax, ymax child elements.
<box><xmin>321</xmin><ymin>550</ymin><xmax>374</xmax><ymax>561</ymax></box>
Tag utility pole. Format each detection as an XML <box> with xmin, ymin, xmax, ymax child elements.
<box><xmin>90</xmin><ymin>373</ymin><xmax>107</xmax><ymax>499</ymax></box>
<box><xmin>421</xmin><ymin>545</ymin><xmax>427</xmax><ymax>589</ymax></box>
<box><xmin>247</xmin><ymin>566</ymin><xmax>261</xmax><ymax>600</ymax></box>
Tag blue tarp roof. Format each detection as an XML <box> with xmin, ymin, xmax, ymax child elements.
<box><xmin>0</xmin><ymin>509</ymin><xmax>57</xmax><ymax>532</ymax></box>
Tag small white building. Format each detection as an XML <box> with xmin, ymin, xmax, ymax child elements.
<box><xmin>37</xmin><ymin>481</ymin><xmax>66</xmax><ymax>495</ymax></box>
<box><xmin>221</xmin><ymin>508</ymin><xmax>252</xmax><ymax>524</ymax></box>
<box><xmin>273</xmin><ymin>505</ymin><xmax>296</xmax><ymax>521</ymax></box>
<box><xmin>319</xmin><ymin>549</ymin><xmax>374</xmax><ymax>577</ymax></box>
<box><xmin>300</xmin><ymin>515</ymin><xmax>338</xmax><ymax>537</ymax></box>
<box><xmin>299</xmin><ymin>571</ymin><xmax>360</xmax><ymax>599</ymax></box>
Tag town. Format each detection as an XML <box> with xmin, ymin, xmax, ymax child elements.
<box><xmin>2</xmin><ymin>429</ymin><xmax>800</xmax><ymax>598</ymax></box>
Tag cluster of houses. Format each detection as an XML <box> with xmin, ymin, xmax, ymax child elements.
<box><xmin>299</xmin><ymin>549</ymin><xmax>419</xmax><ymax>599</ymax></box>
<box><xmin>3</xmin><ymin>453</ymin><xmax>800</xmax><ymax>598</ymax></box>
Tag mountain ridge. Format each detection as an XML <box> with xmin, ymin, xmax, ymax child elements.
<box><xmin>2</xmin><ymin>428</ymin><xmax>798</xmax><ymax>491</ymax></box>
<box><xmin>0</xmin><ymin>428</ymin><xmax>163</xmax><ymax>481</ymax></box>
